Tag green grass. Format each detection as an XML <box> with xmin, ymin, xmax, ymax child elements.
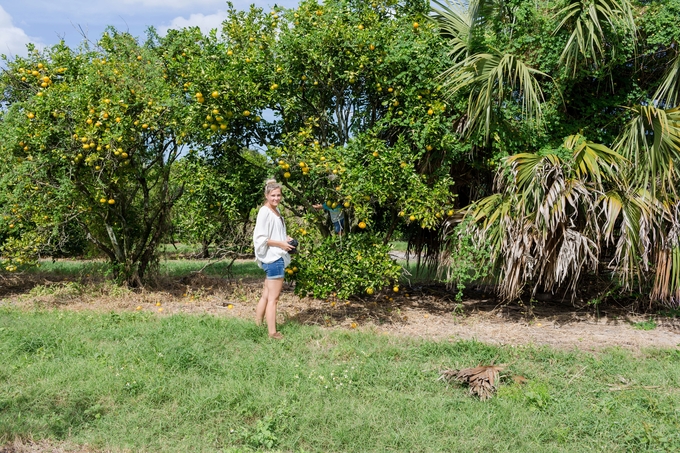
<box><xmin>633</xmin><ymin>319</ymin><xmax>658</xmax><ymax>331</ymax></box>
<box><xmin>160</xmin><ymin>259</ymin><xmax>261</xmax><ymax>278</ymax></box>
<box><xmin>1</xmin><ymin>308</ymin><xmax>679</xmax><ymax>452</ymax></box>
<box><xmin>389</xmin><ymin>240</ymin><xmax>408</xmax><ymax>252</ymax></box>
<box><xmin>27</xmin><ymin>259</ymin><xmax>262</xmax><ymax>280</ymax></box>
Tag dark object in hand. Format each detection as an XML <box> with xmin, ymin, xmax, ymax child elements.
<box><xmin>288</xmin><ymin>239</ymin><xmax>299</xmax><ymax>253</ymax></box>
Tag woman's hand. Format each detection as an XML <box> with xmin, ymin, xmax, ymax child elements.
<box><xmin>270</xmin><ymin>239</ymin><xmax>295</xmax><ymax>251</ymax></box>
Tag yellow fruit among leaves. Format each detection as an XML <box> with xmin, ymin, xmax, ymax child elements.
<box><xmin>358</xmin><ymin>221</ymin><xmax>367</xmax><ymax>229</ymax></box>
<box><xmin>366</xmin><ymin>287</ymin><xmax>374</xmax><ymax>295</ymax></box>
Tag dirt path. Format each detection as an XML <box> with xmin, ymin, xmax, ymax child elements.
<box><xmin>2</xmin><ymin>272</ymin><xmax>679</xmax><ymax>352</ymax></box>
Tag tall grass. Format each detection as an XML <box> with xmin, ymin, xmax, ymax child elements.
<box><xmin>1</xmin><ymin>308</ymin><xmax>679</xmax><ymax>452</ymax></box>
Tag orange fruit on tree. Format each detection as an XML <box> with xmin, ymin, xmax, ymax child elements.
<box><xmin>358</xmin><ymin>221</ymin><xmax>367</xmax><ymax>229</ymax></box>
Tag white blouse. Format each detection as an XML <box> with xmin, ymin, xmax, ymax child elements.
<box><xmin>253</xmin><ymin>205</ymin><xmax>291</xmax><ymax>268</ymax></box>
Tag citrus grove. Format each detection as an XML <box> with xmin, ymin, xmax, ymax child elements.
<box><xmin>1</xmin><ymin>0</ymin><xmax>680</xmax><ymax>307</ymax></box>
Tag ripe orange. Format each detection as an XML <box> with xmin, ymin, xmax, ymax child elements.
<box><xmin>108</xmin><ymin>199</ymin><xmax>115</xmax><ymax>204</ymax></box>
<box><xmin>358</xmin><ymin>221</ymin><xmax>367</xmax><ymax>229</ymax></box>
<box><xmin>409</xmin><ymin>215</ymin><xmax>416</xmax><ymax>221</ymax></box>
<box><xmin>393</xmin><ymin>286</ymin><xmax>399</xmax><ymax>292</ymax></box>
<box><xmin>211</xmin><ymin>91</ymin><xmax>219</xmax><ymax>98</ymax></box>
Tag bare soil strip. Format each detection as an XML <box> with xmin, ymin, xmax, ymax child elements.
<box><xmin>2</xmin><ymin>272</ymin><xmax>679</xmax><ymax>352</ymax></box>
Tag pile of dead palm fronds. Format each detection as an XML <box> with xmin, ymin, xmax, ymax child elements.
<box><xmin>439</xmin><ymin>364</ymin><xmax>506</xmax><ymax>400</ymax></box>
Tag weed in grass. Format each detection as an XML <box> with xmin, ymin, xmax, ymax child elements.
<box><xmin>633</xmin><ymin>319</ymin><xmax>657</xmax><ymax>330</ymax></box>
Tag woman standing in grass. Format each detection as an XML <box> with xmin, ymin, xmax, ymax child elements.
<box><xmin>253</xmin><ymin>179</ymin><xmax>295</xmax><ymax>339</ymax></box>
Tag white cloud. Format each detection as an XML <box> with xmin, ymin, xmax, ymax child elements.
<box><xmin>0</xmin><ymin>6</ymin><xmax>43</xmax><ymax>58</ymax></box>
<box><xmin>158</xmin><ymin>11</ymin><xmax>229</xmax><ymax>36</ymax></box>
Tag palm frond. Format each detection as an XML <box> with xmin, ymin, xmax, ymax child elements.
<box><xmin>614</xmin><ymin>105</ymin><xmax>680</xmax><ymax>195</ymax></box>
<box><xmin>430</xmin><ymin>0</ymin><xmax>474</xmax><ymax>63</ymax></box>
<box><xmin>443</xmin><ymin>51</ymin><xmax>547</xmax><ymax>139</ymax></box>
<box><xmin>653</xmin><ymin>50</ymin><xmax>680</xmax><ymax>109</ymax></box>
<box><xmin>564</xmin><ymin>134</ymin><xmax>625</xmax><ymax>184</ymax></box>
<box><xmin>553</xmin><ymin>0</ymin><xmax>636</xmax><ymax>76</ymax></box>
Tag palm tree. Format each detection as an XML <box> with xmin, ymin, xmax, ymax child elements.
<box><xmin>431</xmin><ymin>0</ymin><xmax>547</xmax><ymax>141</ymax></box>
<box><xmin>435</xmin><ymin>0</ymin><xmax>680</xmax><ymax>307</ymax></box>
<box><xmin>451</xmin><ymin>136</ymin><xmax>623</xmax><ymax>301</ymax></box>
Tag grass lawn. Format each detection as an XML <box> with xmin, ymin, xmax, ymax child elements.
<box><xmin>1</xmin><ymin>308</ymin><xmax>679</xmax><ymax>452</ymax></box>
<box><xmin>28</xmin><ymin>259</ymin><xmax>263</xmax><ymax>280</ymax></box>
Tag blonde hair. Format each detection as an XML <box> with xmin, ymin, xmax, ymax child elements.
<box><xmin>264</xmin><ymin>178</ymin><xmax>282</xmax><ymax>197</ymax></box>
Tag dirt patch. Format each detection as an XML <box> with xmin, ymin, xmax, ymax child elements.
<box><xmin>1</xmin><ymin>270</ymin><xmax>679</xmax><ymax>352</ymax></box>
<box><xmin>0</xmin><ymin>439</ymin><xmax>112</xmax><ymax>453</ymax></box>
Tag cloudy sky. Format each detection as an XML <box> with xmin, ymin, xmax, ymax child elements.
<box><xmin>0</xmin><ymin>0</ymin><xmax>297</xmax><ymax>58</ymax></box>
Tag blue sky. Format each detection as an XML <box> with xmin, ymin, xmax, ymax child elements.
<box><xmin>0</xmin><ymin>0</ymin><xmax>298</xmax><ymax>58</ymax></box>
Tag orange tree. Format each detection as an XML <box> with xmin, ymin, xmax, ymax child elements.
<box><xmin>0</xmin><ymin>31</ymin><xmax>191</xmax><ymax>284</ymax></box>
<box><xmin>167</xmin><ymin>0</ymin><xmax>463</xmax><ymax>298</ymax></box>
<box><xmin>171</xmin><ymin>148</ymin><xmax>267</xmax><ymax>259</ymax></box>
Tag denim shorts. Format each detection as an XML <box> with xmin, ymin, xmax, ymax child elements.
<box><xmin>261</xmin><ymin>257</ymin><xmax>285</xmax><ymax>279</ymax></box>
<box><xmin>333</xmin><ymin>218</ymin><xmax>345</xmax><ymax>234</ymax></box>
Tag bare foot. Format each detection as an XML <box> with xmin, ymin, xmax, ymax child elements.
<box><xmin>269</xmin><ymin>332</ymin><xmax>284</xmax><ymax>340</ymax></box>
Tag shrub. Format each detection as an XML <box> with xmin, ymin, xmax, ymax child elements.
<box><xmin>290</xmin><ymin>233</ymin><xmax>402</xmax><ymax>299</ymax></box>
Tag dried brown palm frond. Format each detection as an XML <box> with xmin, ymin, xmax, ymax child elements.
<box><xmin>439</xmin><ymin>364</ymin><xmax>506</xmax><ymax>400</ymax></box>
<box><xmin>443</xmin><ymin>135</ymin><xmax>622</xmax><ymax>302</ymax></box>
<box><xmin>650</xmin><ymin>202</ymin><xmax>680</xmax><ymax>306</ymax></box>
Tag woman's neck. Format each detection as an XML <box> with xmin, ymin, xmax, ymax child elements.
<box><xmin>265</xmin><ymin>203</ymin><xmax>279</xmax><ymax>214</ymax></box>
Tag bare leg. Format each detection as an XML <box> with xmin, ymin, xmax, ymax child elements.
<box><xmin>255</xmin><ymin>280</ymin><xmax>269</xmax><ymax>326</ymax></box>
<box><xmin>264</xmin><ymin>278</ymin><xmax>284</xmax><ymax>336</ymax></box>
